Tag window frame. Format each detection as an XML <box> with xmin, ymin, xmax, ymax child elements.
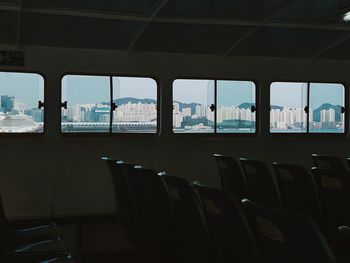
<box><xmin>0</xmin><ymin>69</ymin><xmax>47</xmax><ymax>137</ymax></box>
<box><xmin>171</xmin><ymin>76</ymin><xmax>259</xmax><ymax>137</ymax></box>
<box><xmin>60</xmin><ymin>72</ymin><xmax>160</xmax><ymax>137</ymax></box>
<box><xmin>269</xmin><ymin>80</ymin><xmax>348</xmax><ymax>136</ymax></box>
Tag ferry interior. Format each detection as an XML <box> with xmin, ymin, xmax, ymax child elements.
<box><xmin>0</xmin><ymin>0</ymin><xmax>350</xmax><ymax>262</ymax></box>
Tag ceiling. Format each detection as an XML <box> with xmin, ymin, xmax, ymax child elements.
<box><xmin>2</xmin><ymin>0</ymin><xmax>350</xmax><ymax>60</ymax></box>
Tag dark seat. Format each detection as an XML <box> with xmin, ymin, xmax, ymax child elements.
<box><xmin>101</xmin><ymin>157</ymin><xmax>134</xmax><ymax>228</ymax></box>
<box><xmin>311</xmin><ymin>167</ymin><xmax>350</xmax><ymax>261</ymax></box>
<box><xmin>0</xmin><ymin>194</ymin><xmax>57</xmax><ymax>237</ymax></box>
<box><xmin>160</xmin><ymin>173</ymin><xmax>214</xmax><ymax>263</ymax></box>
<box><xmin>240</xmin><ymin>159</ymin><xmax>281</xmax><ymax>207</ymax></box>
<box><xmin>312</xmin><ymin>154</ymin><xmax>347</xmax><ymax>170</ymax></box>
<box><xmin>272</xmin><ymin>163</ymin><xmax>325</xmax><ymax>231</ymax></box>
<box><xmin>0</xmin><ymin>195</ymin><xmax>71</xmax><ymax>257</ymax></box>
<box><xmin>242</xmin><ymin>199</ymin><xmax>338</xmax><ymax>263</ymax></box>
<box><xmin>311</xmin><ymin>168</ymin><xmax>350</xmax><ymax>228</ymax></box>
<box><xmin>135</xmin><ymin>167</ymin><xmax>179</xmax><ymax>263</ymax></box>
<box><xmin>213</xmin><ymin>154</ymin><xmax>248</xmax><ymax>201</ymax></box>
<box><xmin>346</xmin><ymin>158</ymin><xmax>350</xmax><ymax>170</ymax></box>
<box><xmin>0</xmin><ymin>250</ymin><xmax>75</xmax><ymax>262</ymax></box>
<box><xmin>192</xmin><ymin>184</ymin><xmax>260</xmax><ymax>263</ymax></box>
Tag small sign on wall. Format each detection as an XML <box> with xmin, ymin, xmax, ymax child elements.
<box><xmin>0</xmin><ymin>51</ymin><xmax>24</xmax><ymax>66</ymax></box>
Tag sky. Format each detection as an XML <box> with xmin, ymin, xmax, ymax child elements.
<box><xmin>0</xmin><ymin>72</ymin><xmax>344</xmax><ymax>110</ymax></box>
<box><xmin>62</xmin><ymin>75</ymin><xmax>157</xmax><ymax>105</ymax></box>
<box><xmin>173</xmin><ymin>79</ymin><xmax>255</xmax><ymax>106</ymax></box>
<box><xmin>271</xmin><ymin>82</ymin><xmax>344</xmax><ymax>109</ymax></box>
<box><xmin>0</xmin><ymin>72</ymin><xmax>44</xmax><ymax>108</ymax></box>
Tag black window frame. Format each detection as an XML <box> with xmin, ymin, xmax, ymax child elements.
<box><xmin>172</xmin><ymin>77</ymin><xmax>258</xmax><ymax>136</ymax></box>
<box><xmin>269</xmin><ymin>80</ymin><xmax>348</xmax><ymax>136</ymax></box>
<box><xmin>60</xmin><ymin>72</ymin><xmax>160</xmax><ymax>137</ymax></box>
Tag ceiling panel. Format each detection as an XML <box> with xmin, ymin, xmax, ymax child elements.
<box><xmin>0</xmin><ymin>0</ymin><xmax>19</xmax><ymax>5</ymax></box>
<box><xmin>158</xmin><ymin>0</ymin><xmax>284</xmax><ymax>20</ymax></box>
<box><xmin>230</xmin><ymin>27</ymin><xmax>347</xmax><ymax>59</ymax></box>
<box><xmin>273</xmin><ymin>0</ymin><xmax>350</xmax><ymax>25</ymax></box>
<box><xmin>0</xmin><ymin>11</ymin><xmax>18</xmax><ymax>45</ymax></box>
<box><xmin>22</xmin><ymin>0</ymin><xmax>162</xmax><ymax>16</ymax></box>
<box><xmin>320</xmin><ymin>38</ymin><xmax>350</xmax><ymax>60</ymax></box>
<box><xmin>133</xmin><ymin>22</ymin><xmax>252</xmax><ymax>55</ymax></box>
<box><xmin>21</xmin><ymin>13</ymin><xmax>145</xmax><ymax>50</ymax></box>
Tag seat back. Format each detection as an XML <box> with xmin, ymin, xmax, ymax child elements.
<box><xmin>135</xmin><ymin>167</ymin><xmax>179</xmax><ymax>263</ymax></box>
<box><xmin>101</xmin><ymin>157</ymin><xmax>134</xmax><ymax>227</ymax></box>
<box><xmin>312</xmin><ymin>154</ymin><xmax>346</xmax><ymax>170</ymax></box>
<box><xmin>311</xmin><ymin>168</ymin><xmax>350</xmax><ymax>232</ymax></box>
<box><xmin>240</xmin><ymin>159</ymin><xmax>281</xmax><ymax>207</ymax></box>
<box><xmin>273</xmin><ymin>163</ymin><xmax>325</xmax><ymax>229</ymax></box>
<box><xmin>121</xmin><ymin>163</ymin><xmax>154</xmax><ymax>245</ymax></box>
<box><xmin>242</xmin><ymin>199</ymin><xmax>337</xmax><ymax>263</ymax></box>
<box><xmin>213</xmin><ymin>154</ymin><xmax>248</xmax><ymax>200</ymax></box>
<box><xmin>160</xmin><ymin>174</ymin><xmax>214</xmax><ymax>263</ymax></box>
<box><xmin>193</xmin><ymin>184</ymin><xmax>260</xmax><ymax>263</ymax></box>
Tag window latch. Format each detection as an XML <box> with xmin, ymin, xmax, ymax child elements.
<box><xmin>209</xmin><ymin>104</ymin><xmax>216</xmax><ymax>112</ymax></box>
<box><xmin>251</xmin><ymin>105</ymin><xmax>256</xmax><ymax>113</ymax></box>
<box><xmin>111</xmin><ymin>102</ymin><xmax>117</xmax><ymax>111</ymax></box>
<box><xmin>61</xmin><ymin>101</ymin><xmax>67</xmax><ymax>109</ymax></box>
<box><xmin>341</xmin><ymin>107</ymin><xmax>346</xmax><ymax>114</ymax></box>
<box><xmin>38</xmin><ymin>100</ymin><xmax>44</xmax><ymax>109</ymax></box>
<box><xmin>304</xmin><ymin>106</ymin><xmax>309</xmax><ymax>113</ymax></box>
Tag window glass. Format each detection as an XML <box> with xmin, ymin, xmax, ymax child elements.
<box><xmin>61</xmin><ymin>75</ymin><xmax>110</xmax><ymax>133</ymax></box>
<box><xmin>270</xmin><ymin>82</ymin><xmax>307</xmax><ymax>133</ymax></box>
<box><xmin>112</xmin><ymin>77</ymin><xmax>157</xmax><ymax>133</ymax></box>
<box><xmin>217</xmin><ymin>80</ymin><xmax>256</xmax><ymax>133</ymax></box>
<box><xmin>309</xmin><ymin>83</ymin><xmax>345</xmax><ymax>133</ymax></box>
<box><xmin>173</xmin><ymin>79</ymin><xmax>215</xmax><ymax>133</ymax></box>
<box><xmin>0</xmin><ymin>72</ymin><xmax>44</xmax><ymax>133</ymax></box>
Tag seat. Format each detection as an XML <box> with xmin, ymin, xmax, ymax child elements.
<box><xmin>192</xmin><ymin>184</ymin><xmax>260</xmax><ymax>263</ymax></box>
<box><xmin>0</xmin><ymin>195</ymin><xmax>57</xmax><ymax>237</ymax></box>
<box><xmin>346</xmin><ymin>158</ymin><xmax>350</xmax><ymax>170</ymax></box>
<box><xmin>311</xmin><ymin>167</ymin><xmax>350</xmax><ymax>261</ymax></box>
<box><xmin>312</xmin><ymin>154</ymin><xmax>347</xmax><ymax>170</ymax></box>
<box><xmin>0</xmin><ymin>194</ymin><xmax>72</xmax><ymax>258</ymax></box>
<box><xmin>101</xmin><ymin>157</ymin><xmax>134</xmax><ymax>228</ymax></box>
<box><xmin>213</xmin><ymin>154</ymin><xmax>248</xmax><ymax>201</ymax></box>
<box><xmin>240</xmin><ymin>159</ymin><xmax>281</xmax><ymax>207</ymax></box>
<box><xmin>272</xmin><ymin>163</ymin><xmax>325</xmax><ymax>231</ymax></box>
<box><xmin>160</xmin><ymin>173</ymin><xmax>214</xmax><ymax>263</ymax></box>
<box><xmin>135</xmin><ymin>167</ymin><xmax>179</xmax><ymax>263</ymax></box>
<box><xmin>0</xmin><ymin>250</ymin><xmax>75</xmax><ymax>262</ymax></box>
<box><xmin>242</xmin><ymin>199</ymin><xmax>338</xmax><ymax>263</ymax></box>
<box><xmin>311</xmin><ymin>168</ymin><xmax>350</xmax><ymax>228</ymax></box>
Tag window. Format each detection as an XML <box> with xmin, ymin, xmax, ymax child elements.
<box><xmin>270</xmin><ymin>82</ymin><xmax>345</xmax><ymax>133</ymax></box>
<box><xmin>0</xmin><ymin>72</ymin><xmax>44</xmax><ymax>133</ymax></box>
<box><xmin>173</xmin><ymin>79</ymin><xmax>256</xmax><ymax>133</ymax></box>
<box><xmin>112</xmin><ymin>77</ymin><xmax>157</xmax><ymax>133</ymax></box>
<box><xmin>61</xmin><ymin>75</ymin><xmax>157</xmax><ymax>134</ymax></box>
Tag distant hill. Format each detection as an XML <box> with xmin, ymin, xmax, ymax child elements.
<box><xmin>114</xmin><ymin>97</ymin><xmax>157</xmax><ymax>105</ymax></box>
<box><xmin>101</xmin><ymin>97</ymin><xmax>157</xmax><ymax>106</ymax></box>
<box><xmin>313</xmin><ymin>103</ymin><xmax>342</xmax><ymax>122</ymax></box>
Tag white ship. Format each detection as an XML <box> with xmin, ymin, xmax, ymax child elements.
<box><xmin>0</xmin><ymin>114</ymin><xmax>40</xmax><ymax>133</ymax></box>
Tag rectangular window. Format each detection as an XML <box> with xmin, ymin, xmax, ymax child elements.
<box><xmin>112</xmin><ymin>77</ymin><xmax>157</xmax><ymax>133</ymax></box>
<box><xmin>309</xmin><ymin>83</ymin><xmax>345</xmax><ymax>133</ymax></box>
<box><xmin>173</xmin><ymin>79</ymin><xmax>256</xmax><ymax>134</ymax></box>
<box><xmin>61</xmin><ymin>75</ymin><xmax>157</xmax><ymax>134</ymax></box>
<box><xmin>0</xmin><ymin>72</ymin><xmax>44</xmax><ymax>133</ymax></box>
<box><xmin>270</xmin><ymin>82</ymin><xmax>345</xmax><ymax>134</ymax></box>
<box><xmin>217</xmin><ymin>80</ymin><xmax>256</xmax><ymax>133</ymax></box>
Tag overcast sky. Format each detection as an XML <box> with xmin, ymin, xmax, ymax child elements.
<box><xmin>0</xmin><ymin>73</ymin><xmax>344</xmax><ymax>110</ymax></box>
